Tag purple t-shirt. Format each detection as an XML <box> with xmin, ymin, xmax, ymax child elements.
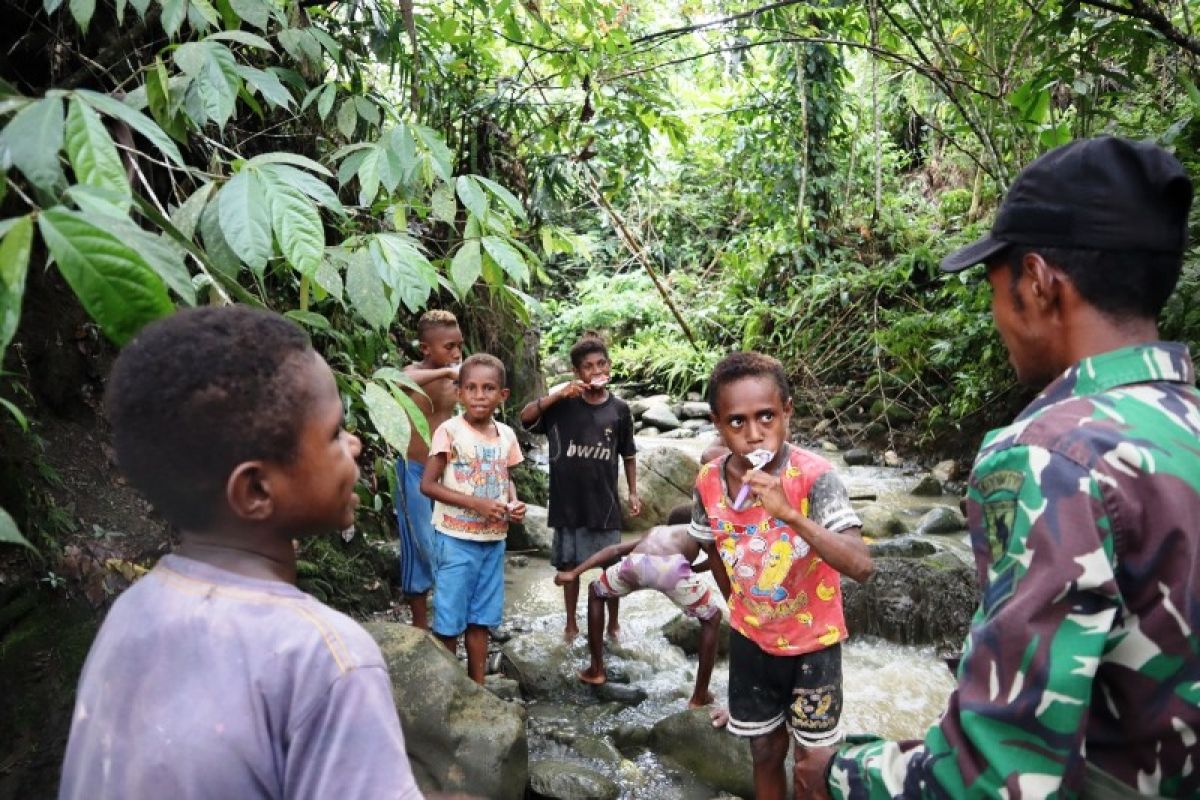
<box><xmin>59</xmin><ymin>554</ymin><xmax>423</xmax><ymax>800</ymax></box>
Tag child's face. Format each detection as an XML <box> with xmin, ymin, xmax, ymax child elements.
<box><xmin>711</xmin><ymin>376</ymin><xmax>792</xmax><ymax>467</ymax></box>
<box><xmin>573</xmin><ymin>351</ymin><xmax>610</xmax><ymax>386</ymax></box>
<box><xmin>420</xmin><ymin>325</ymin><xmax>464</xmax><ymax>368</ymax></box>
<box><xmin>457</xmin><ymin>365</ymin><xmax>509</xmax><ymax>424</ymax></box>
<box><xmin>270</xmin><ymin>353</ymin><xmax>362</xmax><ymax>535</ymax></box>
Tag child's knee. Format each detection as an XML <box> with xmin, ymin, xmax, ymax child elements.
<box><xmin>748</xmin><ymin>728</ymin><xmax>789</xmax><ymax>765</ymax></box>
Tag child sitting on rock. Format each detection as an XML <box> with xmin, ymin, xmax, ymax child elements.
<box><xmin>554</xmin><ymin>511</ymin><xmax>723</xmax><ymax>710</ymax></box>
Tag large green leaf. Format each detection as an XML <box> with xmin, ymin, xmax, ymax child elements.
<box><xmin>218</xmin><ymin>169</ymin><xmax>272</xmax><ymax>275</ymax></box>
<box><xmin>0</xmin><ymin>97</ymin><xmax>65</xmax><ymax>196</ymax></box>
<box><xmin>175</xmin><ymin>42</ymin><xmax>240</xmax><ymax>129</ymax></box>
<box><xmin>259</xmin><ymin>163</ymin><xmax>343</xmax><ymax>215</ymax></box>
<box><xmin>455</xmin><ymin>175</ymin><xmax>488</xmax><ymax>220</ymax></box>
<box><xmin>69</xmin><ymin>0</ymin><xmax>96</xmax><ymax>31</ymax></box>
<box><xmin>430</xmin><ymin>182</ymin><xmax>456</xmax><ymax>223</ymax></box>
<box><xmin>370</xmin><ymin>233</ymin><xmax>436</xmax><ymax>313</ymax></box>
<box><xmin>38</xmin><ymin>207</ymin><xmax>173</xmax><ymax>345</ymax></box>
<box><xmin>355</xmin><ymin>146</ymin><xmax>383</xmax><ymax>206</ymax></box>
<box><xmin>161</xmin><ymin>0</ymin><xmax>187</xmax><ymax>37</ymax></box>
<box><xmin>345</xmin><ymin>250</ymin><xmax>392</xmax><ymax>329</ymax></box>
<box><xmin>264</xmin><ymin>181</ymin><xmax>323</xmax><ymax>276</ymax></box>
<box><xmin>0</xmin><ymin>506</ymin><xmax>36</xmax><ymax>552</ymax></box>
<box><xmin>411</xmin><ymin>124</ymin><xmax>453</xmax><ymax>181</ymax></box>
<box><xmin>105</xmin><ymin>217</ymin><xmax>197</xmax><ymax>304</ymax></box>
<box><xmin>170</xmin><ymin>182</ymin><xmax>215</xmax><ymax>240</ymax></box>
<box><xmin>228</xmin><ymin>0</ymin><xmax>269</xmax><ymax>29</ymax></box>
<box><xmin>65</xmin><ymin>97</ymin><xmax>132</xmax><ymax>201</ymax></box>
<box><xmin>247</xmin><ymin>151</ymin><xmax>331</xmax><ymax>177</ymax></box>
<box><xmin>77</xmin><ymin>89</ymin><xmax>185</xmax><ymax>166</ymax></box>
<box><xmin>206</xmin><ymin>30</ymin><xmax>274</xmax><ymax>51</ymax></box>
<box><xmin>316</xmin><ymin>83</ymin><xmax>336</xmax><ymax>120</ymax></box>
<box><xmin>362</xmin><ymin>381</ymin><xmax>411</xmax><ymax>454</ymax></box>
<box><xmin>450</xmin><ymin>238</ymin><xmax>481</xmax><ymax>296</ymax></box>
<box><xmin>482</xmin><ymin>235</ymin><xmax>529</xmax><ymax>283</ymax></box>
<box><xmin>236</xmin><ymin>66</ymin><xmax>292</xmax><ymax>109</ymax></box>
<box><xmin>475</xmin><ymin>175</ymin><xmax>527</xmax><ymax>221</ymax></box>
<box><xmin>0</xmin><ymin>216</ymin><xmax>33</xmax><ymax>359</ymax></box>
<box><xmin>336</xmin><ymin>97</ymin><xmax>357</xmax><ymax>138</ymax></box>
<box><xmin>313</xmin><ymin>256</ymin><xmax>343</xmax><ymax>302</ymax></box>
<box><xmin>198</xmin><ymin>198</ymin><xmax>242</xmax><ymax>279</ymax></box>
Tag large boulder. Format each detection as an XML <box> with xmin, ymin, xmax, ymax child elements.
<box><xmin>365</xmin><ymin>623</ymin><xmax>528</xmax><ymax>800</ymax></box>
<box><xmin>507</xmin><ymin>503</ymin><xmax>552</xmax><ymax>556</ymax></box>
<box><xmin>650</xmin><ymin>709</ymin><xmax>754</xmax><ymax>798</ymax></box>
<box><xmin>500</xmin><ymin>631</ymin><xmax>580</xmax><ymax>698</ymax></box>
<box><xmin>910</xmin><ymin>474</ymin><xmax>944</xmax><ymax>497</ymax></box>
<box><xmin>855</xmin><ymin>504</ymin><xmax>907</xmax><ymax>538</ymax></box>
<box><xmin>680</xmin><ymin>401</ymin><xmax>712</xmax><ymax>420</ymax></box>
<box><xmin>528</xmin><ymin>759</ymin><xmax>619</xmax><ymax>800</ymax></box>
<box><xmin>661</xmin><ymin>613</ymin><xmax>731</xmax><ymax>657</ymax></box>
<box><xmin>618</xmin><ymin>446</ymin><xmax>701</xmax><ymax>530</ymax></box>
<box><xmin>642</xmin><ymin>403</ymin><xmax>682</xmax><ymax>431</ymax></box>
<box><xmin>843</xmin><ymin>448</ymin><xmax>875</xmax><ymax>466</ymax></box>
<box><xmin>916</xmin><ymin>505</ymin><xmax>967</xmax><ymax>535</ymax></box>
<box><xmin>840</xmin><ymin>555</ymin><xmax>979</xmax><ymax>646</ymax></box>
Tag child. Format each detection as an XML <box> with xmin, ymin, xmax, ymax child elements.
<box><xmin>690</xmin><ymin>351</ymin><xmax>873</xmax><ymax>800</ymax></box>
<box><xmin>420</xmin><ymin>353</ymin><xmax>525</xmax><ymax>684</ymax></box>
<box><xmin>60</xmin><ymin>307</ymin><xmax>422</xmax><ymax>799</ymax></box>
<box><xmin>396</xmin><ymin>309</ymin><xmax>463</xmax><ymax>629</ymax></box>
<box><xmin>554</xmin><ymin>520</ymin><xmax>722</xmax><ymax>709</ymax></box>
<box><xmin>518</xmin><ymin>333</ymin><xmax>641</xmax><ymax>642</ymax></box>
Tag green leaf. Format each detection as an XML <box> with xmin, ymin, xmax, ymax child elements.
<box><xmin>259</xmin><ymin>163</ymin><xmax>343</xmax><ymax>215</ymax></box>
<box><xmin>102</xmin><ymin>216</ymin><xmax>196</xmax><ymax>304</ymax></box>
<box><xmin>0</xmin><ymin>397</ymin><xmax>28</xmax><ymax>433</ymax></box>
<box><xmin>236</xmin><ymin>66</ymin><xmax>292</xmax><ymax>109</ymax></box>
<box><xmin>0</xmin><ymin>506</ymin><xmax>36</xmax><ymax>552</ymax></box>
<box><xmin>69</xmin><ymin>0</ymin><xmax>96</xmax><ymax>31</ymax></box>
<box><xmin>218</xmin><ymin>169</ymin><xmax>272</xmax><ymax>275</ymax></box>
<box><xmin>228</xmin><ymin>0</ymin><xmax>268</xmax><ymax>28</ymax></box>
<box><xmin>450</xmin><ymin>238</ymin><xmax>480</xmax><ymax>296</ymax></box>
<box><xmin>345</xmin><ymin>249</ymin><xmax>392</xmax><ymax>329</ymax></box>
<box><xmin>284</xmin><ymin>309</ymin><xmax>330</xmax><ymax>330</ymax></box>
<box><xmin>37</xmin><ymin>207</ymin><xmax>173</xmax><ymax>345</ymax></box>
<box><xmin>45</xmin><ymin>0</ymin><xmax>65</xmax><ymax>14</ymax></box>
<box><xmin>362</xmin><ymin>381</ymin><xmax>411</xmax><ymax>454</ymax></box>
<box><xmin>313</xmin><ymin>256</ymin><xmax>343</xmax><ymax>302</ymax></box>
<box><xmin>372</xmin><ymin>366</ymin><xmax>423</xmax><ymax>395</ymax></box>
<box><xmin>336</xmin><ymin>98</ymin><xmax>357</xmax><ymax>138</ymax></box>
<box><xmin>411</xmin><ymin>124</ymin><xmax>453</xmax><ymax>181</ymax></box>
<box><xmin>317</xmin><ymin>83</ymin><xmax>336</xmax><ymax>120</ymax></box>
<box><xmin>482</xmin><ymin>235</ymin><xmax>528</xmax><ymax>283</ymax></box>
<box><xmin>247</xmin><ymin>151</ymin><xmax>331</xmax><ymax>177</ymax></box>
<box><xmin>0</xmin><ymin>216</ymin><xmax>33</xmax><ymax>359</ymax></box>
<box><xmin>66</xmin><ymin>185</ymin><xmax>130</xmax><ymax>218</ymax></box>
<box><xmin>128</xmin><ymin>0</ymin><xmax>151</xmax><ymax>16</ymax></box>
<box><xmin>170</xmin><ymin>181</ymin><xmax>215</xmax><ymax>240</ymax></box>
<box><xmin>354</xmin><ymin>96</ymin><xmax>380</xmax><ymax>127</ymax></box>
<box><xmin>0</xmin><ymin>97</ymin><xmax>65</xmax><ymax>195</ymax></box>
<box><xmin>455</xmin><ymin>175</ymin><xmax>488</xmax><ymax>220</ymax></box>
<box><xmin>430</xmin><ymin>182</ymin><xmax>456</xmax><ymax>223</ymax></box>
<box><xmin>76</xmin><ymin>89</ymin><xmax>185</xmax><ymax>166</ymax></box>
<box><xmin>161</xmin><ymin>0</ymin><xmax>187</xmax><ymax>37</ymax></box>
<box><xmin>206</xmin><ymin>30</ymin><xmax>274</xmax><ymax>51</ymax></box>
<box><xmin>198</xmin><ymin>198</ymin><xmax>242</xmax><ymax>279</ymax></box>
<box><xmin>188</xmin><ymin>0</ymin><xmax>220</xmax><ymax>29</ymax></box>
<box><xmin>356</xmin><ymin>146</ymin><xmax>382</xmax><ymax>206</ymax></box>
<box><xmin>388</xmin><ymin>382</ymin><xmax>431</xmax><ymax>444</ymax></box>
<box><xmin>65</xmin><ymin>97</ymin><xmax>132</xmax><ymax>201</ymax></box>
<box><xmin>265</xmin><ymin>181</ymin><xmax>323</xmax><ymax>276</ymax></box>
<box><xmin>175</xmin><ymin>42</ymin><xmax>240</xmax><ymax>129</ymax></box>
<box><xmin>371</xmin><ymin>233</ymin><xmax>436</xmax><ymax>312</ymax></box>
<box><xmin>475</xmin><ymin>175</ymin><xmax>526</xmax><ymax>221</ymax></box>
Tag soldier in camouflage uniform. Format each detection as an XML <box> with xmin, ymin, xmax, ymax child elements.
<box><xmin>797</xmin><ymin>137</ymin><xmax>1200</xmax><ymax>799</ymax></box>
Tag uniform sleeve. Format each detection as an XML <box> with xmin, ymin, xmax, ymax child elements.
<box><xmin>285</xmin><ymin>665</ymin><xmax>425</xmax><ymax>800</ymax></box>
<box><xmin>688</xmin><ymin>487</ymin><xmax>714</xmax><ymax>542</ymax></box>
<box><xmin>808</xmin><ymin>470</ymin><xmax>861</xmax><ymax>533</ymax></box>
<box><xmin>429</xmin><ymin>420</ymin><xmax>453</xmax><ymax>457</ymax></box>
<box><xmin>829</xmin><ymin>445</ymin><xmax>1119</xmax><ymax>799</ymax></box>
<box><xmin>617</xmin><ymin>402</ymin><xmax>636</xmax><ymax>458</ymax></box>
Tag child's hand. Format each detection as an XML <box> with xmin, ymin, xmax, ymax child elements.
<box><xmin>507</xmin><ymin>500</ymin><xmax>527</xmax><ymax>523</ymax></box>
<box><xmin>553</xmin><ymin>571</ymin><xmax>576</xmax><ymax>586</ymax></box>
<box><xmin>475</xmin><ymin>497</ymin><xmax>510</xmax><ymax>522</ymax></box>
<box><xmin>559</xmin><ymin>380</ymin><xmax>586</xmax><ymax>399</ymax></box>
<box><xmin>628</xmin><ymin>492</ymin><xmax>642</xmax><ymax>516</ymax></box>
<box><xmin>746</xmin><ymin>470</ymin><xmax>793</xmax><ymax>520</ymax></box>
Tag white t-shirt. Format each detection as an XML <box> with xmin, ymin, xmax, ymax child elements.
<box><xmin>429</xmin><ymin>414</ymin><xmax>523</xmax><ymax>541</ymax></box>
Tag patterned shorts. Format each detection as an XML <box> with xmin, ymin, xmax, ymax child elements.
<box><xmin>591</xmin><ymin>553</ymin><xmax>720</xmax><ymax>620</ymax></box>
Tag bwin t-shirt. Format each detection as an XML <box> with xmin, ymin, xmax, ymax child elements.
<box><xmin>530</xmin><ymin>394</ymin><xmax>636</xmax><ymax>530</ymax></box>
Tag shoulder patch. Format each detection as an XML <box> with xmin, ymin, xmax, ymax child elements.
<box><xmin>978</xmin><ymin>469</ymin><xmax>1024</xmax><ymax>567</ymax></box>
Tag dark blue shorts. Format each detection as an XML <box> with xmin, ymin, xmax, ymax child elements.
<box><xmin>396</xmin><ymin>460</ymin><xmax>434</xmax><ymax>595</ymax></box>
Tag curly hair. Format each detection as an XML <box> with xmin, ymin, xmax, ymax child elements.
<box><xmin>104</xmin><ymin>306</ymin><xmax>314</xmax><ymax>531</ymax></box>
<box><xmin>416</xmin><ymin>309</ymin><xmax>459</xmax><ymax>341</ymax></box>
<box><xmin>706</xmin><ymin>351</ymin><xmax>791</xmax><ymax>415</ymax></box>
<box><xmin>459</xmin><ymin>352</ymin><xmax>506</xmax><ymax>386</ymax></box>
<box><xmin>569</xmin><ymin>331</ymin><xmax>609</xmax><ymax>368</ymax></box>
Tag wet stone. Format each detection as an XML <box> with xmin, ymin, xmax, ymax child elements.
<box><xmin>592</xmin><ymin>681</ymin><xmax>647</xmax><ymax>706</ymax></box>
<box><xmin>843</xmin><ymin>448</ymin><xmax>875</xmax><ymax>466</ymax></box>
<box><xmin>916</xmin><ymin>506</ymin><xmax>967</xmax><ymax>535</ymax></box>
<box><xmin>572</xmin><ymin>735</ymin><xmax>623</xmax><ymax>765</ymax></box>
<box><xmin>484</xmin><ymin>674</ymin><xmax>523</xmax><ymax>702</ymax></box>
<box><xmin>868</xmin><ymin>536</ymin><xmax>939</xmax><ymax>559</ymax></box>
<box><xmin>910</xmin><ymin>474</ymin><xmax>944</xmax><ymax>497</ymax></box>
<box><xmin>528</xmin><ymin>759</ymin><xmax>620</xmax><ymax>800</ymax></box>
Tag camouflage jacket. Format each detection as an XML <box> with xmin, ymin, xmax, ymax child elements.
<box><xmin>829</xmin><ymin>342</ymin><xmax>1200</xmax><ymax>799</ymax></box>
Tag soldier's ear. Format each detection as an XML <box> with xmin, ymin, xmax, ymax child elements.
<box><xmin>1024</xmin><ymin>252</ymin><xmax>1063</xmax><ymax>313</ymax></box>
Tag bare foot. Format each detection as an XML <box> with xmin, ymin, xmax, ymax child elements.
<box><xmin>605</xmin><ymin>624</ymin><xmax>621</xmax><ymax>641</ymax></box>
<box><xmin>708</xmin><ymin>705</ymin><xmax>729</xmax><ymax>728</ymax></box>
<box><xmin>688</xmin><ymin>691</ymin><xmax>716</xmax><ymax>709</ymax></box>
<box><xmin>563</xmin><ymin>624</ymin><xmax>579</xmax><ymax>643</ymax></box>
<box><xmin>577</xmin><ymin>667</ymin><xmax>607</xmax><ymax>686</ymax></box>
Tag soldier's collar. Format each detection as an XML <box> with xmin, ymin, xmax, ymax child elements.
<box><xmin>1048</xmin><ymin>341</ymin><xmax>1195</xmax><ymax>400</ymax></box>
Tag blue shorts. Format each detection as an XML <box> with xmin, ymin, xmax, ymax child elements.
<box><xmin>396</xmin><ymin>460</ymin><xmax>435</xmax><ymax>595</ymax></box>
<box><xmin>431</xmin><ymin>532</ymin><xmax>505</xmax><ymax>637</ymax></box>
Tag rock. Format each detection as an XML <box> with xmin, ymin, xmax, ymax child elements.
<box><xmin>680</xmin><ymin>401</ymin><xmax>712</xmax><ymax>419</ymax></box>
<box><xmin>593</xmin><ymin>682</ymin><xmax>647</xmax><ymax>705</ymax></box>
<box><xmin>507</xmin><ymin>504</ymin><xmax>552</xmax><ymax>557</ymax></box>
<box><xmin>366</xmin><ymin>623</ymin><xmax>527</xmax><ymax>800</ymax></box>
<box><xmin>642</xmin><ymin>403</ymin><xmax>682</xmax><ymax>431</ymax></box>
<box><xmin>812</xmin><ymin>418</ymin><xmax>834</xmax><ymax>435</ymax></box>
<box><xmin>686</xmin><ymin>391</ymin><xmax>703</xmax><ymax>402</ymax></box>
<box><xmin>867</xmin><ymin>536</ymin><xmax>940</xmax><ymax>558</ymax></box>
<box><xmin>843</xmin><ymin>448</ymin><xmax>875</xmax><ymax>466</ymax></box>
<box><xmin>841</xmin><ymin>555</ymin><xmax>979</xmax><ymax>646</ymax></box>
<box><xmin>681</xmin><ymin>418</ymin><xmax>710</xmax><ymax>431</ymax></box>
<box><xmin>883</xmin><ymin>449</ymin><xmax>902</xmax><ymax>467</ymax></box>
<box><xmin>910</xmin><ymin>474</ymin><xmax>943</xmax><ymax>497</ymax></box>
<box><xmin>650</xmin><ymin>708</ymin><xmax>754</xmax><ymax>798</ymax></box>
<box><xmin>855</xmin><ymin>504</ymin><xmax>908</xmax><ymax>538</ymax></box>
<box><xmin>509</xmin><ymin>554</ymin><xmax>529</xmax><ymax>568</ymax></box>
<box><xmin>500</xmin><ymin>631</ymin><xmax>579</xmax><ymax>698</ymax></box>
<box><xmin>819</xmin><ymin>440</ymin><xmax>839</xmax><ymax>452</ymax></box>
<box><xmin>639</xmin><ymin>426</ymin><xmax>661</xmax><ymax>437</ymax></box>
<box><xmin>916</xmin><ymin>506</ymin><xmax>967</xmax><ymax>535</ymax></box>
<box><xmin>573</xmin><ymin>735</ymin><xmax>624</xmax><ymax>765</ymax></box>
<box><xmin>659</xmin><ymin>427</ymin><xmax>697</xmax><ymax>439</ymax></box>
<box><xmin>484</xmin><ymin>674</ymin><xmax>523</xmax><ymax>702</ymax></box>
<box><xmin>932</xmin><ymin>460</ymin><xmax>958</xmax><ymax>483</ymax></box>
<box><xmin>618</xmin><ymin>447</ymin><xmax>701</xmax><ymax>531</ymax></box>
<box><xmin>629</xmin><ymin>399</ymin><xmax>649</xmax><ymax>418</ymax></box>
<box><xmin>869</xmin><ymin>398</ymin><xmax>915</xmax><ymax>424</ymax></box>
<box><xmin>528</xmin><ymin>759</ymin><xmax>619</xmax><ymax>800</ymax></box>
<box><xmin>611</xmin><ymin>722</ymin><xmax>652</xmax><ymax>751</ymax></box>
<box><xmin>661</xmin><ymin>613</ymin><xmax>731</xmax><ymax>657</ymax></box>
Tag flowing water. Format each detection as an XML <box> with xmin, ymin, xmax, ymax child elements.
<box><xmin>506</xmin><ymin>433</ymin><xmax>964</xmax><ymax>797</ymax></box>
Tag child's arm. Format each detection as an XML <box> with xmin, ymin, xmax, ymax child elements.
<box><xmin>518</xmin><ymin>381</ymin><xmax>585</xmax><ymax>426</ymax></box>
<box><xmin>404</xmin><ymin>363</ymin><xmax>458</xmax><ymax>386</ymax></box>
<box><xmin>553</xmin><ymin>539</ymin><xmax>639</xmax><ymax>585</ymax></box>
<box><xmin>420</xmin><ymin>453</ymin><xmax>508</xmax><ymax>522</ymax></box>
<box><xmin>506</xmin><ymin>479</ymin><xmax>526</xmax><ymax>523</ymax></box>
<box><xmin>622</xmin><ymin>454</ymin><xmax>642</xmax><ymax>516</ymax></box>
<box><xmin>699</xmin><ymin>542</ymin><xmax>733</xmax><ymax>600</ymax></box>
<box><xmin>746</xmin><ymin>470</ymin><xmax>874</xmax><ymax>584</ymax></box>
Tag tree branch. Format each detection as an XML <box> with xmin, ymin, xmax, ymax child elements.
<box><xmin>1080</xmin><ymin>0</ymin><xmax>1200</xmax><ymax>56</ymax></box>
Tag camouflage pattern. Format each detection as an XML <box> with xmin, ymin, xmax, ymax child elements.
<box><xmin>830</xmin><ymin>342</ymin><xmax>1200</xmax><ymax>799</ymax></box>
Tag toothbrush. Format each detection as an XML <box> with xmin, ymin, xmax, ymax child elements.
<box><xmin>590</xmin><ymin>375</ymin><xmax>610</xmax><ymax>387</ymax></box>
<box><xmin>733</xmin><ymin>448</ymin><xmax>774</xmax><ymax>510</ymax></box>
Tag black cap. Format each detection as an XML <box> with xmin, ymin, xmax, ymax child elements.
<box><xmin>940</xmin><ymin>136</ymin><xmax>1193</xmax><ymax>272</ymax></box>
